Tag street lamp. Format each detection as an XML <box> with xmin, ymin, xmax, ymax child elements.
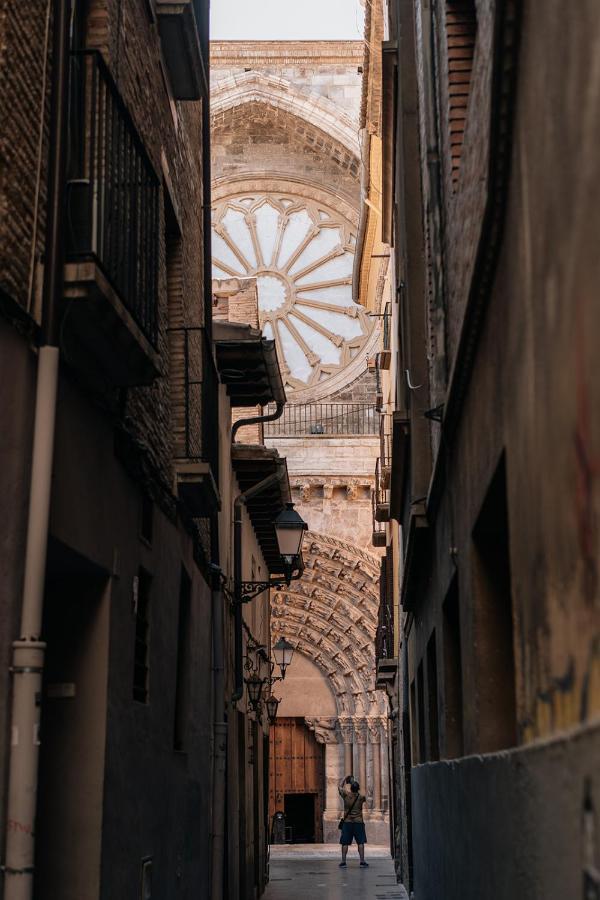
<box><xmin>274</xmin><ymin>503</ymin><xmax>308</xmax><ymax>567</ymax></box>
<box><xmin>245</xmin><ymin>672</ymin><xmax>265</xmax><ymax>710</ymax></box>
<box><xmin>273</xmin><ymin>636</ymin><xmax>294</xmax><ymax>680</ymax></box>
<box><xmin>265</xmin><ymin>693</ymin><xmax>280</xmax><ymax>724</ymax></box>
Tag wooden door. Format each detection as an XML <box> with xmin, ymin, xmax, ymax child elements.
<box><xmin>269</xmin><ymin>717</ymin><xmax>324</xmax><ymax>842</ymax></box>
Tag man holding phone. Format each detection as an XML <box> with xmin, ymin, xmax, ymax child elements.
<box><xmin>338</xmin><ymin>774</ymin><xmax>368</xmax><ymax>868</ymax></box>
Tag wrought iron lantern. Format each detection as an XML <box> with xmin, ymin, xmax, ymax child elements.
<box><xmin>273</xmin><ymin>636</ymin><xmax>294</xmax><ymax>680</ymax></box>
<box><xmin>274</xmin><ymin>503</ymin><xmax>308</xmax><ymax>566</ymax></box>
<box><xmin>265</xmin><ymin>694</ymin><xmax>280</xmax><ymax>724</ymax></box>
<box><xmin>245</xmin><ymin>672</ymin><xmax>265</xmax><ymax>709</ymax></box>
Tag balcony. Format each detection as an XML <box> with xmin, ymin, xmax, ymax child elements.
<box><xmin>374</xmin><ymin>456</ymin><xmax>390</xmax><ymax>522</ymax></box>
<box><xmin>375</xmin><ymin>550</ymin><xmax>398</xmax><ymax>689</ymax></box>
<box><xmin>169</xmin><ymin>327</ymin><xmax>220</xmax><ymax>516</ymax></box>
<box><xmin>377</xmin><ymin>302</ymin><xmax>391</xmax><ymax>371</ymax></box>
<box><xmin>156</xmin><ymin>0</ymin><xmax>208</xmax><ymax>100</ymax></box>
<box><xmin>264</xmin><ymin>402</ymin><xmax>378</xmax><ymax>437</ymax></box>
<box><xmin>372</xmin><ymin>489</ymin><xmax>386</xmax><ymax>547</ymax></box>
<box><xmin>64</xmin><ymin>52</ymin><xmax>160</xmax><ymax>387</ymax></box>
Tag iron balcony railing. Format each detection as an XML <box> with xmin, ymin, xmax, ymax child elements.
<box><xmin>264</xmin><ymin>403</ymin><xmax>378</xmax><ymax>437</ymax></box>
<box><xmin>375</xmin><ymin>550</ymin><xmax>394</xmax><ymax>660</ymax></box>
<box><xmin>372</xmin><ymin>487</ymin><xmax>386</xmax><ymax>547</ymax></box>
<box><xmin>67</xmin><ymin>51</ymin><xmax>160</xmax><ymax>344</ymax></box>
<box><xmin>168</xmin><ymin>326</ymin><xmax>220</xmax><ymax>480</ymax></box>
<box><xmin>382</xmin><ymin>302</ymin><xmax>391</xmax><ymax>351</ymax></box>
<box><xmin>374</xmin><ymin>455</ymin><xmax>391</xmax><ymax>522</ymax></box>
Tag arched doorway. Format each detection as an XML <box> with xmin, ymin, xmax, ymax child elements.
<box><xmin>269</xmin><ymin>717</ymin><xmax>325</xmax><ymax>843</ymax></box>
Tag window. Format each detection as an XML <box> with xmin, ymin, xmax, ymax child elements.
<box><xmin>133</xmin><ymin>569</ymin><xmax>151</xmax><ymax>704</ymax></box>
<box><xmin>211</xmin><ymin>193</ymin><xmax>373</xmax><ymax>394</ymax></box>
<box><xmin>416</xmin><ymin>661</ymin><xmax>426</xmax><ymax>764</ymax></box>
<box><xmin>472</xmin><ymin>456</ymin><xmax>517</xmax><ymax>751</ymax></box>
<box><xmin>140</xmin><ymin>495</ymin><xmax>153</xmax><ymax>545</ymax></box>
<box><xmin>442</xmin><ymin>575</ymin><xmax>464</xmax><ymax>757</ymax></box>
<box><xmin>410</xmin><ymin>679</ymin><xmax>418</xmax><ymax>764</ymax></box>
<box><xmin>426</xmin><ymin>632</ymin><xmax>440</xmax><ymax>761</ymax></box>
<box><xmin>141</xmin><ymin>857</ymin><xmax>153</xmax><ymax>899</ymax></box>
<box><xmin>445</xmin><ymin>0</ymin><xmax>478</xmax><ymax>187</ymax></box>
<box><xmin>173</xmin><ymin>568</ymin><xmax>191</xmax><ymax>751</ymax></box>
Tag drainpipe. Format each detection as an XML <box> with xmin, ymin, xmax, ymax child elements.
<box><xmin>3</xmin><ymin>0</ymin><xmax>71</xmax><ymax>896</ymax></box>
<box><xmin>232</xmin><ymin>471</ymin><xmax>283</xmax><ymax>703</ymax></box>
<box><xmin>231</xmin><ymin>399</ymin><xmax>285</xmax><ymax>444</ymax></box>
<box><xmin>209</xmin><ymin>561</ymin><xmax>226</xmax><ymax>900</ymax></box>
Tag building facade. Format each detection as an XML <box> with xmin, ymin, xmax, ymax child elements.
<box><xmin>366</xmin><ymin>0</ymin><xmax>600</xmax><ymax>896</ymax></box>
<box><xmin>0</xmin><ymin>2</ymin><xmax>291</xmax><ymax>898</ymax></box>
<box><xmin>210</xmin><ymin>39</ymin><xmax>391</xmax><ymax>846</ymax></box>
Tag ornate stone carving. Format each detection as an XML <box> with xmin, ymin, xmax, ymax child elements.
<box><xmin>212</xmin><ymin>193</ymin><xmax>373</xmax><ymax>394</ymax></box>
<box><xmin>337</xmin><ymin>717</ymin><xmax>354</xmax><ymax>744</ymax></box>
<box><xmin>304</xmin><ymin>717</ymin><xmax>338</xmax><ymax>744</ymax></box>
<box><xmin>353</xmin><ymin>720</ymin><xmax>368</xmax><ymax>745</ymax></box>
<box><xmin>367</xmin><ymin>717</ymin><xmax>382</xmax><ymax>744</ymax></box>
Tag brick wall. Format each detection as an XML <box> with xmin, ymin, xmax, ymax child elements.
<box><xmin>0</xmin><ymin>0</ymin><xmax>52</xmax><ymax>312</ymax></box>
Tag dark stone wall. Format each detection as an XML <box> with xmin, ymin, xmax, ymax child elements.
<box><xmin>393</xmin><ymin>0</ymin><xmax>600</xmax><ymax>892</ymax></box>
<box><xmin>0</xmin><ymin>1</ymin><xmax>214</xmax><ymax>895</ymax></box>
<box><xmin>411</xmin><ymin>722</ymin><xmax>600</xmax><ymax>900</ymax></box>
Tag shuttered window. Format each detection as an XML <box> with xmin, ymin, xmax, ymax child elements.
<box><xmin>446</xmin><ymin>0</ymin><xmax>478</xmax><ymax>187</ymax></box>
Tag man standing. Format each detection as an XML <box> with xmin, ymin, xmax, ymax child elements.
<box><xmin>338</xmin><ymin>775</ymin><xmax>369</xmax><ymax>868</ymax></box>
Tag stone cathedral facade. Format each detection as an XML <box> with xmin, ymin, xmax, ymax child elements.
<box><xmin>211</xmin><ymin>40</ymin><xmax>389</xmax><ymax>844</ymax></box>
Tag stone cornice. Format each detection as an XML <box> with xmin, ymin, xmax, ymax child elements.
<box><xmin>210</xmin><ymin>40</ymin><xmax>364</xmax><ymax>68</ymax></box>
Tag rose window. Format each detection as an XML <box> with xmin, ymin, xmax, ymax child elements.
<box><xmin>212</xmin><ymin>194</ymin><xmax>372</xmax><ymax>392</ymax></box>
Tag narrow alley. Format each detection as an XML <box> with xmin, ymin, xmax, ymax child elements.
<box><xmin>0</xmin><ymin>0</ymin><xmax>598</xmax><ymax>899</ymax></box>
<box><xmin>265</xmin><ymin>847</ymin><xmax>405</xmax><ymax>900</ymax></box>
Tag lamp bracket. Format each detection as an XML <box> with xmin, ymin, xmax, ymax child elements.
<box><xmin>238</xmin><ymin>577</ymin><xmax>290</xmax><ymax>603</ymax></box>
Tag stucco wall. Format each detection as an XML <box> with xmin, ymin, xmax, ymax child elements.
<box><xmin>411</xmin><ymin>721</ymin><xmax>600</xmax><ymax>900</ymax></box>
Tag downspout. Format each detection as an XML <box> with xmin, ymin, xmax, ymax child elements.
<box><xmin>231</xmin><ymin>399</ymin><xmax>285</xmax><ymax>444</ymax></box>
<box><xmin>232</xmin><ymin>470</ymin><xmax>283</xmax><ymax>703</ymax></box>
<box><xmin>3</xmin><ymin>0</ymin><xmax>71</xmax><ymax>896</ymax></box>
<box><xmin>209</xmin><ymin>557</ymin><xmax>227</xmax><ymax>900</ymax></box>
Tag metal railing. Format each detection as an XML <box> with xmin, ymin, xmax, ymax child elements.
<box><xmin>169</xmin><ymin>326</ymin><xmax>219</xmax><ymax>480</ymax></box>
<box><xmin>374</xmin><ymin>455</ymin><xmax>391</xmax><ymax>521</ymax></box>
<box><xmin>67</xmin><ymin>51</ymin><xmax>159</xmax><ymax>344</ymax></box>
<box><xmin>375</xmin><ymin>550</ymin><xmax>394</xmax><ymax>660</ymax></box>
<box><xmin>382</xmin><ymin>302</ymin><xmax>391</xmax><ymax>351</ymax></box>
<box><xmin>264</xmin><ymin>403</ymin><xmax>378</xmax><ymax>437</ymax></box>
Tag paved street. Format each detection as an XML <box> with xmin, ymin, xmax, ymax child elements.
<box><xmin>264</xmin><ymin>845</ymin><xmax>408</xmax><ymax>899</ymax></box>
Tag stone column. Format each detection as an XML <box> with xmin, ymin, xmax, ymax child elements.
<box><xmin>306</xmin><ymin>717</ymin><xmax>342</xmax><ymax>843</ymax></box>
<box><xmin>354</xmin><ymin>719</ymin><xmax>368</xmax><ymax>794</ymax></box>
<box><xmin>368</xmin><ymin>718</ymin><xmax>382</xmax><ymax>812</ymax></box>
<box><xmin>338</xmin><ymin>718</ymin><xmax>354</xmax><ymax>778</ymax></box>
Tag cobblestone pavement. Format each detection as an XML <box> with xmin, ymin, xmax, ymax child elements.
<box><xmin>264</xmin><ymin>845</ymin><xmax>408</xmax><ymax>900</ymax></box>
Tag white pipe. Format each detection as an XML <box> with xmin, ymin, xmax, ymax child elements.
<box><xmin>4</xmin><ymin>345</ymin><xmax>60</xmax><ymax>899</ymax></box>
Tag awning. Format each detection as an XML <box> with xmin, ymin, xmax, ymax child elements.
<box><xmin>232</xmin><ymin>443</ymin><xmax>292</xmax><ymax>574</ymax></box>
<box><xmin>213</xmin><ymin>320</ymin><xmax>286</xmax><ymax>408</ymax></box>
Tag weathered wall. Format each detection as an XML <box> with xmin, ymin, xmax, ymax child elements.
<box><xmin>411</xmin><ymin>721</ymin><xmax>600</xmax><ymax>900</ymax></box>
<box><xmin>393</xmin><ymin>0</ymin><xmax>600</xmax><ymax>892</ymax></box>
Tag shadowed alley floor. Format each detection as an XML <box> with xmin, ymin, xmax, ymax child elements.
<box><xmin>264</xmin><ymin>845</ymin><xmax>408</xmax><ymax>899</ymax></box>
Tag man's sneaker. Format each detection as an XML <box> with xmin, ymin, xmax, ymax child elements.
<box><xmin>360</xmin><ymin>861</ymin><xmax>369</xmax><ymax>868</ymax></box>
<box><xmin>339</xmin><ymin>861</ymin><xmax>347</xmax><ymax>868</ymax></box>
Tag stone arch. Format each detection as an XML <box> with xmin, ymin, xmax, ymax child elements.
<box><xmin>271</xmin><ymin>531</ymin><xmax>386</xmax><ymax>718</ymax></box>
<box><xmin>211</xmin><ymin>70</ymin><xmax>360</xmax><ymax>157</ymax></box>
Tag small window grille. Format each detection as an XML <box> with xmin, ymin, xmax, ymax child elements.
<box><xmin>445</xmin><ymin>0</ymin><xmax>478</xmax><ymax>187</ymax></box>
<box><xmin>133</xmin><ymin>570</ymin><xmax>151</xmax><ymax>704</ymax></box>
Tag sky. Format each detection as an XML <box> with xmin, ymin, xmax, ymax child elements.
<box><xmin>210</xmin><ymin>0</ymin><xmax>365</xmax><ymax>41</ymax></box>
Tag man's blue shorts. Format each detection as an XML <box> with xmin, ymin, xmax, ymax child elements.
<box><xmin>339</xmin><ymin>821</ymin><xmax>367</xmax><ymax>845</ymax></box>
